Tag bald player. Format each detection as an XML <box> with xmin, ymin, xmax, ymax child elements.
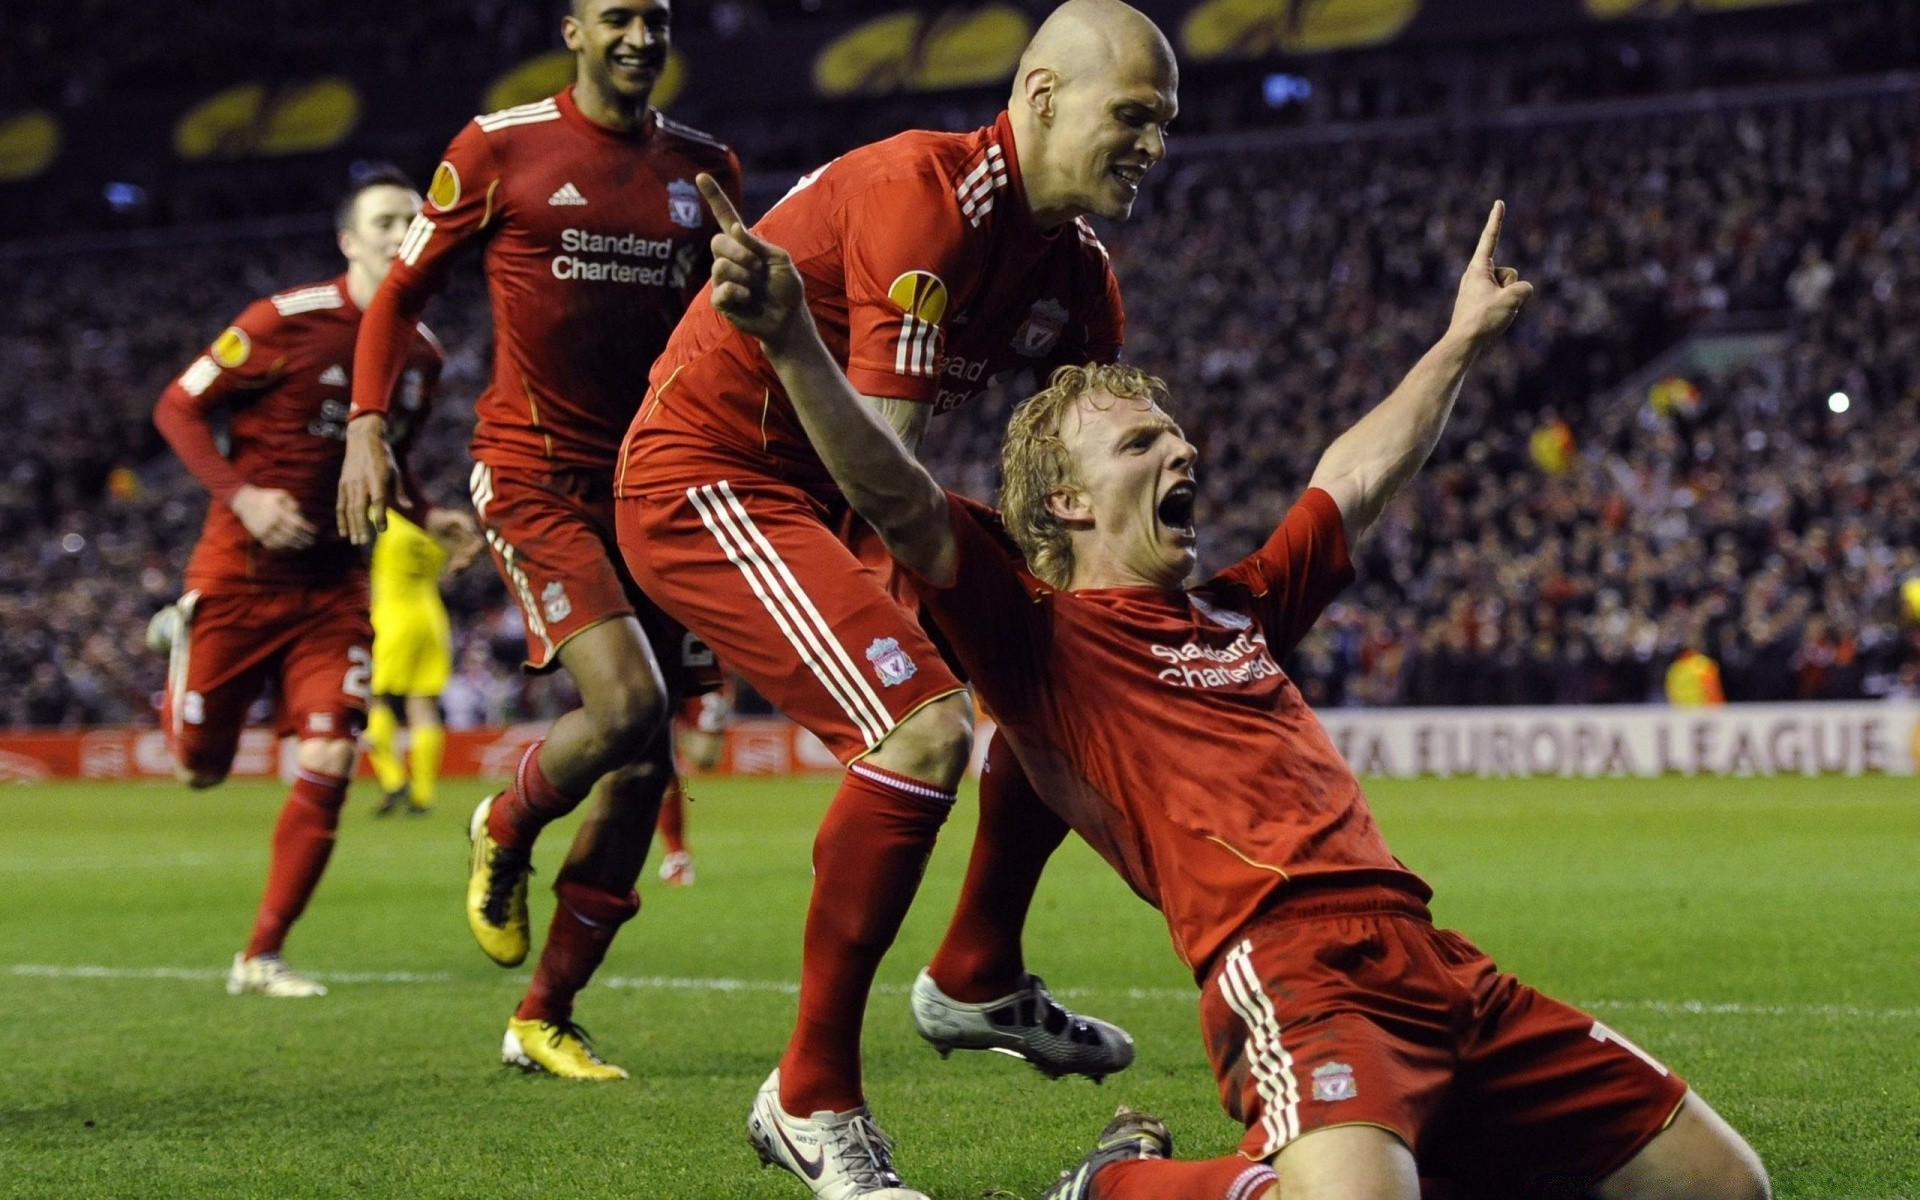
<box><xmin>616</xmin><ymin>2</ymin><xmax>1174</xmax><ymax>1194</ymax></box>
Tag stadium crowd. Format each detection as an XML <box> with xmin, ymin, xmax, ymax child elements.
<box><xmin>4</xmin><ymin>89</ymin><xmax>1918</xmax><ymax>729</ymax></box>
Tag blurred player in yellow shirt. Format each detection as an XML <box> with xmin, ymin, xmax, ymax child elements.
<box><xmin>367</xmin><ymin>508</ymin><xmax>478</xmax><ymax>814</ymax></box>
<box><xmin>1665</xmin><ymin>647</ymin><xmax>1725</xmax><ymax>708</ymax></box>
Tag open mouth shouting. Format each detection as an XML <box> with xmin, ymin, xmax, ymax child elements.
<box><xmin>1156</xmin><ymin>479</ymin><xmax>1197</xmax><ymax>539</ymax></box>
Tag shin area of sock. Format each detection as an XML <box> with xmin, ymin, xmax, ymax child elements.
<box><xmin>515</xmin><ymin>880</ymin><xmax>640</xmax><ymax>1023</ymax></box>
<box><xmin>777</xmin><ymin>762</ymin><xmax>954</xmax><ymax>1114</ymax></box>
<box><xmin>1094</xmin><ymin>1156</ymin><xmax>1276</xmax><ymax>1200</ymax></box>
<box><xmin>244</xmin><ymin>769</ymin><xmax>349</xmax><ymax>958</ymax></box>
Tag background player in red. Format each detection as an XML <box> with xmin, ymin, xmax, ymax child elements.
<box><xmin>617</xmin><ymin>3</ymin><xmax>1169</xmax><ymax>1192</ymax></box>
<box><xmin>705</xmin><ymin>189</ymin><xmax>1772</xmax><ymax>1200</ymax></box>
<box><xmin>151</xmin><ymin>167</ymin><xmax>454</xmax><ymax>999</ymax></box>
<box><xmin>654</xmin><ymin>684</ymin><xmax>734</xmax><ymax>887</ymax></box>
<box><xmin>339</xmin><ymin>0</ymin><xmax>743</xmax><ymax>1079</ymax></box>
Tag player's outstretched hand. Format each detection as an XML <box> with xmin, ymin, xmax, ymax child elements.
<box><xmin>233</xmin><ymin>484</ymin><xmax>317</xmax><ymax>552</ymax></box>
<box><xmin>697</xmin><ymin>173</ymin><xmax>809</xmax><ymax>352</ymax></box>
<box><xmin>426</xmin><ymin>508</ymin><xmax>483</xmax><ymax>573</ymax></box>
<box><xmin>1448</xmin><ymin>201</ymin><xmax>1534</xmax><ymax>349</ymax></box>
<box><xmin>336</xmin><ymin>413</ymin><xmax>392</xmax><ymax>545</ymax></box>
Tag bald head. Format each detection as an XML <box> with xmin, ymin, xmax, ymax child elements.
<box><xmin>1008</xmin><ymin>0</ymin><xmax>1178</xmax><ymax>227</ymax></box>
<box><xmin>1014</xmin><ymin>0</ymin><xmax>1176</xmax><ymax>102</ymax></box>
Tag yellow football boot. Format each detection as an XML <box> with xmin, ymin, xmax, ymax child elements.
<box><xmin>466</xmin><ymin>794</ymin><xmax>531</xmax><ymax>967</ymax></box>
<box><xmin>502</xmin><ymin>1017</ymin><xmax>629</xmax><ymax>1081</ymax></box>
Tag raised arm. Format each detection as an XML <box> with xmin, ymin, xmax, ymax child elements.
<box><xmin>1307</xmin><ymin>201</ymin><xmax>1533</xmax><ymax>546</ymax></box>
<box><xmin>696</xmin><ymin>174</ymin><xmax>957</xmax><ymax>585</ymax></box>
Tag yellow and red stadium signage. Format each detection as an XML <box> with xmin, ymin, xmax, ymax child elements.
<box><xmin>1181</xmin><ymin>0</ymin><xmax>1421</xmax><ymax>61</ymax></box>
<box><xmin>812</xmin><ymin>4</ymin><xmax>1033</xmax><ymax>98</ymax></box>
<box><xmin>173</xmin><ymin>79</ymin><xmax>361</xmax><ymax>161</ymax></box>
<box><xmin>0</xmin><ymin>110</ymin><xmax>60</xmax><ymax>182</ymax></box>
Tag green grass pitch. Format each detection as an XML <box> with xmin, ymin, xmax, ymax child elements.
<box><xmin>2</xmin><ymin>774</ymin><xmax>1916</xmax><ymax>1198</ymax></box>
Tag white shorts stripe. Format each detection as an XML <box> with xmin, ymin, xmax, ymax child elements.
<box><xmin>690</xmin><ymin>484</ymin><xmax>881</xmax><ymax>745</ymax></box>
<box><xmin>849</xmin><ymin>762</ymin><xmax>954</xmax><ymax>805</ymax></box>
<box><xmin>469</xmin><ymin>462</ymin><xmax>493</xmax><ymax>521</ymax></box>
<box><xmin>468</xmin><ymin>464</ymin><xmax>550</xmax><ymax>657</ymax></box>
<box><xmin>712</xmin><ymin>481</ymin><xmax>896</xmax><ymax>734</ymax></box>
<box><xmin>1219</xmin><ymin>940</ymin><xmax>1302</xmax><ymax>1155</ymax></box>
<box><xmin>686</xmin><ymin>483</ymin><xmax>894</xmax><ymax>747</ymax></box>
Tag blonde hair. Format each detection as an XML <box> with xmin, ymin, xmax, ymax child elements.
<box><xmin>1000</xmin><ymin>363</ymin><xmax>1169</xmax><ymax>589</ymax></box>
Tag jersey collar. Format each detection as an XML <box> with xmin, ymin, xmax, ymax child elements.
<box><xmin>557</xmin><ymin>85</ymin><xmax>657</xmax><ymax>142</ymax></box>
<box><xmin>987</xmin><ymin>110</ymin><xmax>1053</xmax><ymax>239</ymax></box>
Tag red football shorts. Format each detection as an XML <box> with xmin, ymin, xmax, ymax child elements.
<box><xmin>470</xmin><ymin>461</ymin><xmax>719</xmax><ymax>698</ymax></box>
<box><xmin>164</xmin><ymin>580</ymin><xmax>372</xmax><ymax>776</ymax></box>
<box><xmin>617</xmin><ymin>476</ymin><xmax>966</xmax><ymax>764</ymax></box>
<box><xmin>1199</xmin><ymin>888</ymin><xmax>1688</xmax><ymax>1195</ymax></box>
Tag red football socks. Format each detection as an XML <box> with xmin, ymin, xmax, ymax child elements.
<box><xmin>244</xmin><ymin>769</ymin><xmax>349</xmax><ymax>958</ymax></box>
<box><xmin>516</xmin><ymin>880</ymin><xmax>640</xmax><ymax>1024</ymax></box>
<box><xmin>488</xmin><ymin>740</ymin><xmax>582</xmax><ymax>851</ymax></box>
<box><xmin>926</xmin><ymin>733</ymin><xmax>1068</xmax><ymax>1002</ymax></box>
<box><xmin>778</xmin><ymin>762</ymin><xmax>955</xmax><ymax>1114</ymax></box>
<box><xmin>1096</xmin><ymin>1157</ymin><xmax>1276</xmax><ymax>1200</ymax></box>
<box><xmin>656</xmin><ymin>775</ymin><xmax>687</xmax><ymax>856</ymax></box>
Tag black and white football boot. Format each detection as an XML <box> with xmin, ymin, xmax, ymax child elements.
<box><xmin>909</xmin><ymin>968</ymin><xmax>1135</xmax><ymax>1081</ymax></box>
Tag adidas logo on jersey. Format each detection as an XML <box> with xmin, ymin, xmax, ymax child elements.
<box><xmin>318</xmin><ymin>364</ymin><xmax>348</xmax><ymax>387</ymax></box>
<box><xmin>549</xmin><ymin>182</ymin><xmax>588</xmax><ymax>206</ymax></box>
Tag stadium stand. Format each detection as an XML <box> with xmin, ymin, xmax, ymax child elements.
<box><xmin>4</xmin><ymin>81</ymin><xmax>1918</xmax><ymax>727</ymax></box>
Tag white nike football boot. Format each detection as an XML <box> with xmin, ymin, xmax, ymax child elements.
<box><xmin>226</xmin><ymin>952</ymin><xmax>327</xmax><ymax>998</ymax></box>
<box><xmin>746</xmin><ymin>1069</ymin><xmax>928</xmax><ymax>1200</ymax></box>
<box><xmin>909</xmin><ymin>969</ymin><xmax>1135</xmax><ymax>1081</ymax></box>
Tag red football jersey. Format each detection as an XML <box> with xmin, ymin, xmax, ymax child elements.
<box><xmin>352</xmin><ymin>87</ymin><xmax>743</xmax><ymax>473</ymax></box>
<box><xmin>915</xmin><ymin>489</ymin><xmax>1430</xmax><ymax>977</ymax></box>
<box><xmin>155</xmin><ymin>276</ymin><xmax>443</xmax><ymax>589</ymax></box>
<box><xmin>617</xmin><ymin>110</ymin><xmax>1125</xmax><ymax>499</ymax></box>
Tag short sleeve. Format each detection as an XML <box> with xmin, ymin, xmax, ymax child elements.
<box><xmin>841</xmin><ymin>173</ymin><xmax>972</xmax><ymax>402</ymax></box>
<box><xmin>1213</xmin><ymin>488</ymin><xmax>1355</xmax><ymax>658</ymax></box>
<box><xmin>911</xmin><ymin>493</ymin><xmax>1048</xmax><ymax>723</ymax></box>
<box><xmin>168</xmin><ymin>299</ymin><xmax>292</xmax><ymax>412</ymax></box>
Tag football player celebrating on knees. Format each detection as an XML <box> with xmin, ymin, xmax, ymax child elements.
<box><xmin>365</xmin><ymin>507</ymin><xmax>481</xmax><ymax>816</ymax></box>
<box><xmin>702</xmin><ymin>192</ymin><xmax>1772</xmax><ymax>1200</ymax></box>
<box><xmin>340</xmin><ymin>0</ymin><xmax>741</xmax><ymax>1079</ymax></box>
<box><xmin>617</xmin><ymin>1</ymin><xmax>1168</xmax><ymax>1192</ymax></box>
<box><xmin>151</xmin><ymin>167</ymin><xmax>455</xmax><ymax>998</ymax></box>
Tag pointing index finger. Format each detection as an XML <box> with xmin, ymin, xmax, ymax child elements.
<box><xmin>696</xmin><ymin>173</ymin><xmax>746</xmax><ymax>239</ymax></box>
<box><xmin>1474</xmin><ymin>199</ymin><xmax>1505</xmax><ymax>266</ymax></box>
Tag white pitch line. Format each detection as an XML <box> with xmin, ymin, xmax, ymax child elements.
<box><xmin>5</xmin><ymin>964</ymin><xmax>1917</xmax><ymax>1021</ymax></box>
<box><xmin>1580</xmin><ymin>997</ymin><xmax>1920</xmax><ymax>1021</ymax></box>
